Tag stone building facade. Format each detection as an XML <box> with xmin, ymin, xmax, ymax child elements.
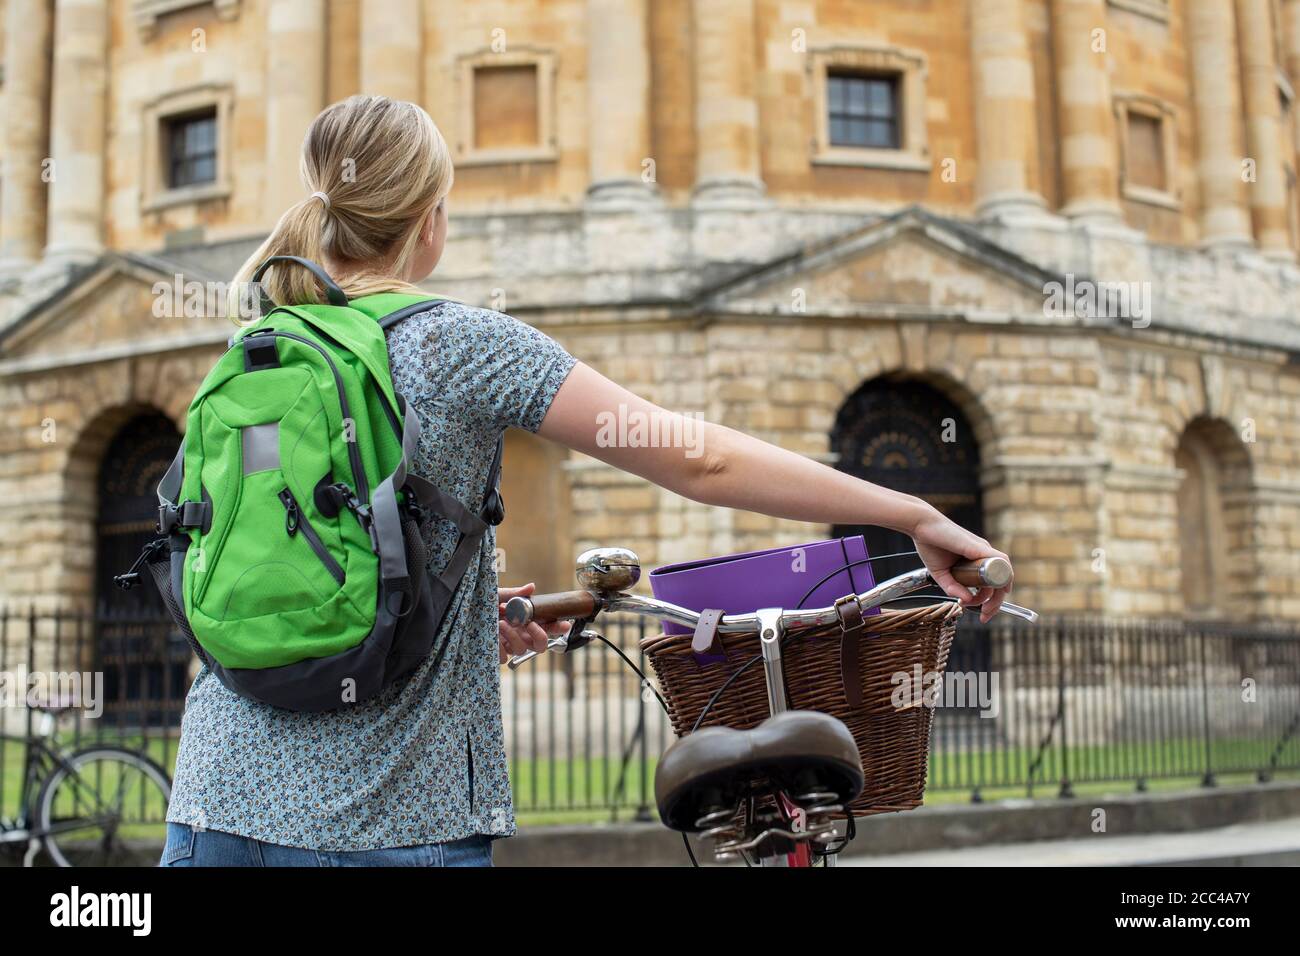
<box><xmin>2</xmin><ymin>0</ymin><xmax>1300</xmax><ymax>641</ymax></box>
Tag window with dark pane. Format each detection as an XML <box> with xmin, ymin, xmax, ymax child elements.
<box><xmin>165</xmin><ymin>109</ymin><xmax>218</xmax><ymax>189</ymax></box>
<box><xmin>828</xmin><ymin>72</ymin><xmax>901</xmax><ymax>149</ymax></box>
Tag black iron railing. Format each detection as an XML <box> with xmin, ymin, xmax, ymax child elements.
<box><xmin>2</xmin><ymin>608</ymin><xmax>1298</xmax><ymax>822</ymax></box>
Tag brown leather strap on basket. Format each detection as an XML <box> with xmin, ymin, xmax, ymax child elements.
<box><xmin>834</xmin><ymin>595</ymin><xmax>865</xmax><ymax>708</ymax></box>
<box><xmin>691</xmin><ymin>608</ymin><xmax>726</xmax><ymax>664</ymax></box>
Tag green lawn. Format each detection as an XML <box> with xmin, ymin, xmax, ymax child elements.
<box><xmin>927</xmin><ymin>735</ymin><xmax>1300</xmax><ymax>796</ymax></box>
<box><xmin>5</xmin><ymin>733</ymin><xmax>1298</xmax><ymax>834</ymax></box>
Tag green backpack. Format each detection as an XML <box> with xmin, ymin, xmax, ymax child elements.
<box><xmin>117</xmin><ymin>256</ymin><xmax>504</xmax><ymax>711</ymax></box>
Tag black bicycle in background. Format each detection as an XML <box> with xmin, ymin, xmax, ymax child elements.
<box><xmin>0</xmin><ymin>704</ymin><xmax>171</xmax><ymax>866</ymax></box>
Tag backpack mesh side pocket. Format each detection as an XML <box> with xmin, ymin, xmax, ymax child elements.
<box><xmin>396</xmin><ymin>512</ymin><xmax>428</xmax><ymax>617</ymax></box>
<box><xmin>146</xmin><ymin>539</ymin><xmax>209</xmax><ymax>666</ymax></box>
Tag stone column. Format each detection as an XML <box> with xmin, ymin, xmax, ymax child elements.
<box><xmin>1284</xmin><ymin>0</ymin><xmax>1300</xmax><ymax>83</ymax></box>
<box><xmin>266</xmin><ymin>0</ymin><xmax>327</xmax><ymax>220</ymax></box>
<box><xmin>0</xmin><ymin>0</ymin><xmax>54</xmax><ymax>270</ymax></box>
<box><xmin>1284</xmin><ymin>0</ymin><xmax>1300</xmax><ymax>219</ymax></box>
<box><xmin>360</xmin><ymin>0</ymin><xmax>421</xmax><ymax>102</ymax></box>
<box><xmin>1187</xmin><ymin>0</ymin><xmax>1253</xmax><ymax>247</ymax></box>
<box><xmin>43</xmin><ymin>0</ymin><xmax>107</xmax><ymax>264</ymax></box>
<box><xmin>971</xmin><ymin>0</ymin><xmax>1046</xmax><ymax>220</ymax></box>
<box><xmin>1238</xmin><ymin>0</ymin><xmax>1293</xmax><ymax>258</ymax></box>
<box><xmin>586</xmin><ymin>0</ymin><xmax>655</xmax><ymax>203</ymax></box>
<box><xmin>1051</xmin><ymin>0</ymin><xmax>1121</xmax><ymax>224</ymax></box>
<box><xmin>691</xmin><ymin>0</ymin><xmax>764</xmax><ymax>204</ymax></box>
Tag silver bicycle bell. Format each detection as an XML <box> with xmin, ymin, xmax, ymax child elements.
<box><xmin>576</xmin><ymin>547</ymin><xmax>641</xmax><ymax>594</ymax></box>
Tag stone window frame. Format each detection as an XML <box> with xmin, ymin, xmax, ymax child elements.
<box><xmin>1114</xmin><ymin>91</ymin><xmax>1180</xmax><ymax>211</ymax></box>
<box><xmin>132</xmin><ymin>0</ymin><xmax>240</xmax><ymax>41</ymax></box>
<box><xmin>141</xmin><ymin>84</ymin><xmax>235</xmax><ymax>213</ymax></box>
<box><xmin>1106</xmin><ymin>0</ymin><xmax>1169</xmax><ymax>24</ymax></box>
<box><xmin>455</xmin><ymin>46</ymin><xmax>558</xmax><ymax>167</ymax></box>
<box><xmin>808</xmin><ymin>44</ymin><xmax>930</xmax><ymax>173</ymax></box>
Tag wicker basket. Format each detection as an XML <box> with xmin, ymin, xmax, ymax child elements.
<box><xmin>640</xmin><ymin>601</ymin><xmax>961</xmax><ymax>818</ymax></box>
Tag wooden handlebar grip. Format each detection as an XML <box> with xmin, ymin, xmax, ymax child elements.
<box><xmin>504</xmin><ymin>590</ymin><xmax>598</xmax><ymax>627</ymax></box>
<box><xmin>950</xmin><ymin>557</ymin><xmax>1013</xmax><ymax>589</ymax></box>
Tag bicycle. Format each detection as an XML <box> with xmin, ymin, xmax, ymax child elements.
<box><xmin>505</xmin><ymin>546</ymin><xmax>1038</xmax><ymax>867</ymax></box>
<box><xmin>0</xmin><ymin>704</ymin><xmax>173</xmax><ymax>867</ymax></box>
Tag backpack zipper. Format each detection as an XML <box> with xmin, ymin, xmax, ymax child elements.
<box><xmin>278</xmin><ymin>488</ymin><xmax>346</xmax><ymax>586</ymax></box>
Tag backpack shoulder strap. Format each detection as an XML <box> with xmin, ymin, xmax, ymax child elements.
<box><xmin>375</xmin><ymin>295</ymin><xmax>503</xmax><ymax>524</ymax></box>
<box><xmin>378</xmin><ymin>298</ymin><xmax>452</xmax><ymax>331</ymax></box>
<box><xmin>403</xmin><ymin>429</ymin><xmax>504</xmax><ymax>530</ymax></box>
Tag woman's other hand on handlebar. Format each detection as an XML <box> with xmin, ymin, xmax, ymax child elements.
<box><xmin>497</xmin><ymin>583</ymin><xmax>571</xmax><ymax>664</ymax></box>
<box><xmin>909</xmin><ymin>508</ymin><xmax>1012</xmax><ymax>624</ymax></box>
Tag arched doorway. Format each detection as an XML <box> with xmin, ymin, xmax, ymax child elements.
<box><xmin>830</xmin><ymin>377</ymin><xmax>986</xmax><ymax>583</ymax></box>
<box><xmin>1174</xmin><ymin>417</ymin><xmax>1253</xmax><ymax>618</ymax></box>
<box><xmin>94</xmin><ymin>412</ymin><xmax>190</xmax><ymax>726</ymax></box>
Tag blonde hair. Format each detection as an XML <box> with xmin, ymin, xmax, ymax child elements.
<box><xmin>231</xmin><ymin>95</ymin><xmax>453</xmax><ymax>319</ymax></box>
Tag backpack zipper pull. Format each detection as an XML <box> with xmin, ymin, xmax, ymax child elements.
<box><xmin>279</xmin><ymin>489</ymin><xmax>300</xmax><ymax>536</ymax></box>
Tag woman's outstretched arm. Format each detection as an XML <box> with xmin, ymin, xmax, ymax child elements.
<box><xmin>537</xmin><ymin>362</ymin><xmax>1012</xmax><ymax>621</ymax></box>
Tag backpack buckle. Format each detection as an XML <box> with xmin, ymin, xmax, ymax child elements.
<box><xmin>158</xmin><ymin>501</ymin><xmax>211</xmax><ymax>535</ymax></box>
<box><xmin>331</xmin><ymin>482</ymin><xmax>380</xmax><ymax>551</ymax></box>
<box><xmin>158</xmin><ymin>504</ymin><xmax>177</xmax><ymax>534</ymax></box>
<box><xmin>403</xmin><ymin>494</ymin><xmax>427</xmax><ymax>527</ymax></box>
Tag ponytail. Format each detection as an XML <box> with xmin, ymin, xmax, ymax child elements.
<box><xmin>229</xmin><ymin>197</ymin><xmax>332</xmax><ymax>320</ymax></box>
<box><xmin>228</xmin><ymin>95</ymin><xmax>453</xmax><ymax>323</ymax></box>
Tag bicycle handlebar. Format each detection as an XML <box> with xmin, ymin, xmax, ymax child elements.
<box><xmin>518</xmin><ymin>589</ymin><xmax>599</xmax><ymax>622</ymax></box>
<box><xmin>504</xmin><ymin>558</ymin><xmax>1037</xmax><ymax>670</ymax></box>
<box><xmin>948</xmin><ymin>556</ymin><xmax>1013</xmax><ymax>589</ymax></box>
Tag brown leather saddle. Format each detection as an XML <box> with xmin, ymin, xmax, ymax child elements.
<box><xmin>654</xmin><ymin>710</ymin><xmax>864</xmax><ymax>832</ymax></box>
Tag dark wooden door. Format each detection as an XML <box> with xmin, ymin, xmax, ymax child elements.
<box><xmin>830</xmin><ymin>378</ymin><xmax>985</xmax><ymax>585</ymax></box>
<box><xmin>94</xmin><ymin>413</ymin><xmax>190</xmax><ymax>728</ymax></box>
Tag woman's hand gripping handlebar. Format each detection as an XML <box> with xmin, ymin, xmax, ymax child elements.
<box><xmin>503</xmin><ymin>550</ymin><xmax>1037</xmax><ymax>670</ymax></box>
<box><xmin>497</xmin><ymin>583</ymin><xmax>578</xmax><ymax>665</ymax></box>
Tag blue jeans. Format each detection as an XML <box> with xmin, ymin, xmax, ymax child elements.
<box><xmin>160</xmin><ymin>822</ymin><xmax>493</xmax><ymax>867</ymax></box>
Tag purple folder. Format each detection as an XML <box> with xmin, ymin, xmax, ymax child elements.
<box><xmin>648</xmin><ymin>536</ymin><xmax>878</xmax><ymax>637</ymax></box>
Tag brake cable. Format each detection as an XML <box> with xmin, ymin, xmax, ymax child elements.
<box><xmin>792</xmin><ymin>549</ymin><xmax>924</xmax><ymax>610</ymax></box>
<box><xmin>587</xmin><ymin>633</ymin><xmax>670</xmax><ymax>714</ymax></box>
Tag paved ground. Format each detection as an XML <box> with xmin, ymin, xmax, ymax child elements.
<box><xmin>843</xmin><ymin>816</ymin><xmax>1300</xmax><ymax>866</ymax></box>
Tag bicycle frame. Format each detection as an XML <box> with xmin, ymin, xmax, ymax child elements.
<box><xmin>753</xmin><ymin>607</ymin><xmax>810</xmax><ymax>866</ymax></box>
<box><xmin>0</xmin><ymin>717</ymin><xmax>73</xmax><ymax>866</ymax></box>
<box><xmin>0</xmin><ymin>713</ymin><xmax>128</xmax><ymax>849</ymax></box>
<box><xmin>0</xmin><ymin>707</ymin><xmax>57</xmax><ymax>834</ymax></box>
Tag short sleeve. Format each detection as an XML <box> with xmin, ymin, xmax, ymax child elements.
<box><xmin>388</xmin><ymin>304</ymin><xmax>577</xmax><ymax>434</ymax></box>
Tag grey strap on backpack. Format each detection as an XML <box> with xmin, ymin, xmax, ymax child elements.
<box><xmin>399</xmin><ymin>419</ymin><xmax>505</xmax><ymax>592</ymax></box>
<box><xmin>158</xmin><ymin>440</ymin><xmax>184</xmax><ymax>509</ymax></box>
<box><xmin>376</xmin><ymin>294</ymin><xmax>503</xmax><ymax>524</ymax></box>
<box><xmin>375</xmin><ymin>299</ymin><xmax>507</xmax><ymax>622</ymax></box>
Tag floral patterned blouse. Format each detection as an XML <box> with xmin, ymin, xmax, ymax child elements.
<box><xmin>166</xmin><ymin>303</ymin><xmax>578</xmax><ymax>850</ymax></box>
